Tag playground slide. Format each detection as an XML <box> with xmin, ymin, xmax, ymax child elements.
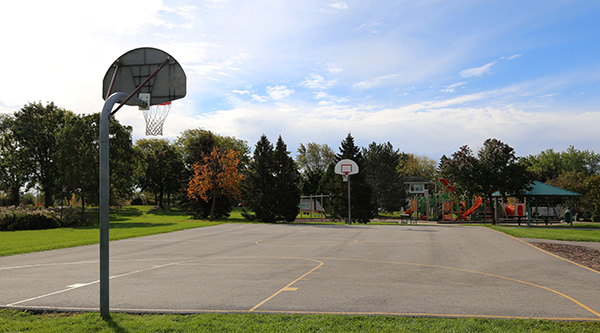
<box><xmin>439</xmin><ymin>178</ymin><xmax>455</xmax><ymax>192</ymax></box>
<box><xmin>461</xmin><ymin>196</ymin><xmax>482</xmax><ymax>218</ymax></box>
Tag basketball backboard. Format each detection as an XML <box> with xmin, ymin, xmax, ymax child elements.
<box><xmin>335</xmin><ymin>159</ymin><xmax>359</xmax><ymax>176</ymax></box>
<box><xmin>102</xmin><ymin>47</ymin><xmax>186</xmax><ymax>106</ymax></box>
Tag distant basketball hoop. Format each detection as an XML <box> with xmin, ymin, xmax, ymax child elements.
<box><xmin>335</xmin><ymin>159</ymin><xmax>359</xmax><ymax>224</ymax></box>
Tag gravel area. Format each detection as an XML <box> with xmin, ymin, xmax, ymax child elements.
<box><xmin>531</xmin><ymin>242</ymin><xmax>600</xmax><ymax>272</ymax></box>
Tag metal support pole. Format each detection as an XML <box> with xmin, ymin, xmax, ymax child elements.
<box><xmin>100</xmin><ymin>92</ymin><xmax>146</xmax><ymax>318</ymax></box>
<box><xmin>347</xmin><ymin>176</ymin><xmax>351</xmax><ymax>225</ymax></box>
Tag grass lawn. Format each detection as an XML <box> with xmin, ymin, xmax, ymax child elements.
<box><xmin>489</xmin><ymin>224</ymin><xmax>600</xmax><ymax>242</ymax></box>
<box><xmin>1</xmin><ymin>310</ymin><xmax>600</xmax><ymax>332</ymax></box>
<box><xmin>0</xmin><ymin>206</ymin><xmax>220</xmax><ymax>257</ymax></box>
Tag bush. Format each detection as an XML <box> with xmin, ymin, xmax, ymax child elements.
<box><xmin>0</xmin><ymin>206</ymin><xmax>92</xmax><ymax>231</ymax></box>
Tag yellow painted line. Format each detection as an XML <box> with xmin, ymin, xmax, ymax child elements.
<box><xmin>249</xmin><ymin>258</ymin><xmax>323</xmax><ymax>312</ymax></box>
<box><xmin>489</xmin><ymin>228</ymin><xmax>600</xmax><ymax>276</ymax></box>
<box><xmin>317</xmin><ymin>256</ymin><xmax>600</xmax><ymax>318</ymax></box>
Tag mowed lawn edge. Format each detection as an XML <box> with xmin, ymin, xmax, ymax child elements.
<box><xmin>0</xmin><ymin>206</ymin><xmax>221</xmax><ymax>257</ymax></box>
<box><xmin>1</xmin><ymin>310</ymin><xmax>600</xmax><ymax>332</ymax></box>
<box><xmin>488</xmin><ymin>225</ymin><xmax>600</xmax><ymax>242</ymax></box>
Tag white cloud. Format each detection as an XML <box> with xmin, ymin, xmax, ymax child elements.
<box><xmin>330</xmin><ymin>2</ymin><xmax>349</xmax><ymax>10</ymax></box>
<box><xmin>441</xmin><ymin>82</ymin><xmax>467</xmax><ymax>93</ymax></box>
<box><xmin>301</xmin><ymin>74</ymin><xmax>337</xmax><ymax>90</ymax></box>
<box><xmin>460</xmin><ymin>61</ymin><xmax>497</xmax><ymax>78</ymax></box>
<box><xmin>171</xmin><ymin>92</ymin><xmax>600</xmax><ymax>160</ymax></box>
<box><xmin>267</xmin><ymin>85</ymin><xmax>294</xmax><ymax>100</ymax></box>
<box><xmin>353</xmin><ymin>74</ymin><xmax>401</xmax><ymax>90</ymax></box>
<box><xmin>327</xmin><ymin>63</ymin><xmax>344</xmax><ymax>74</ymax></box>
<box><xmin>506</xmin><ymin>53</ymin><xmax>522</xmax><ymax>61</ymax></box>
<box><xmin>251</xmin><ymin>94</ymin><xmax>268</xmax><ymax>103</ymax></box>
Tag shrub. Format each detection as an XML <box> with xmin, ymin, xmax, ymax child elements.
<box><xmin>0</xmin><ymin>206</ymin><xmax>92</xmax><ymax>231</ymax></box>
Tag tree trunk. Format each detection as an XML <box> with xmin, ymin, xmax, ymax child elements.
<box><xmin>44</xmin><ymin>189</ymin><xmax>53</xmax><ymax>208</ymax></box>
<box><xmin>158</xmin><ymin>189</ymin><xmax>164</xmax><ymax>208</ymax></box>
<box><xmin>209</xmin><ymin>189</ymin><xmax>217</xmax><ymax>221</ymax></box>
<box><xmin>81</xmin><ymin>195</ymin><xmax>86</xmax><ymax>214</ymax></box>
<box><xmin>10</xmin><ymin>185</ymin><xmax>20</xmax><ymax>206</ymax></box>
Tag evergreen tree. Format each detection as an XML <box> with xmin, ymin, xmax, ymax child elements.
<box><xmin>326</xmin><ymin>134</ymin><xmax>377</xmax><ymax>223</ymax></box>
<box><xmin>243</xmin><ymin>135</ymin><xmax>277</xmax><ymax>222</ymax></box>
<box><xmin>363</xmin><ymin>142</ymin><xmax>406</xmax><ymax>213</ymax></box>
<box><xmin>272</xmin><ymin>136</ymin><xmax>301</xmax><ymax>222</ymax></box>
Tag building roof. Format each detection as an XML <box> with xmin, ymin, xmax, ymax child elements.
<box><xmin>493</xmin><ymin>181</ymin><xmax>582</xmax><ymax>197</ymax></box>
<box><xmin>402</xmin><ymin>176</ymin><xmax>433</xmax><ymax>184</ymax></box>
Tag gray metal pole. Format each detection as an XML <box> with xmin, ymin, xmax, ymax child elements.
<box><xmin>100</xmin><ymin>92</ymin><xmax>146</xmax><ymax>318</ymax></box>
<box><xmin>347</xmin><ymin>176</ymin><xmax>351</xmax><ymax>225</ymax></box>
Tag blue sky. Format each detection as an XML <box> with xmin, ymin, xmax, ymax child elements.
<box><xmin>2</xmin><ymin>0</ymin><xmax>600</xmax><ymax>161</ymax></box>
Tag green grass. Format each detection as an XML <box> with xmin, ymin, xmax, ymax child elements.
<box><xmin>1</xmin><ymin>310</ymin><xmax>600</xmax><ymax>332</ymax></box>
<box><xmin>0</xmin><ymin>206</ymin><xmax>220</xmax><ymax>257</ymax></box>
<box><xmin>489</xmin><ymin>224</ymin><xmax>600</xmax><ymax>242</ymax></box>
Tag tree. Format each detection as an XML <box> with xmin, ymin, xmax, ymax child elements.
<box><xmin>177</xmin><ymin>129</ymin><xmax>249</xmax><ymax>217</ymax></box>
<box><xmin>296</xmin><ymin>142</ymin><xmax>336</xmax><ymax>173</ymax></box>
<box><xmin>296</xmin><ymin>142</ymin><xmax>336</xmax><ymax>196</ymax></box>
<box><xmin>272</xmin><ymin>136</ymin><xmax>301</xmax><ymax>222</ymax></box>
<box><xmin>397</xmin><ymin>153</ymin><xmax>438</xmax><ymax>181</ymax></box>
<box><xmin>440</xmin><ymin>138</ymin><xmax>534</xmax><ymax>223</ymax></box>
<box><xmin>55</xmin><ymin>113</ymin><xmax>98</xmax><ymax>212</ymax></box>
<box><xmin>55</xmin><ymin>112</ymin><xmax>137</xmax><ymax>209</ymax></box>
<box><xmin>11</xmin><ymin>102</ymin><xmax>67</xmax><ymax>207</ymax></box>
<box><xmin>177</xmin><ymin>128</ymin><xmax>250</xmax><ymax>168</ymax></box>
<box><xmin>323</xmin><ymin>134</ymin><xmax>376</xmax><ymax>223</ymax></box>
<box><xmin>187</xmin><ymin>147</ymin><xmax>244</xmax><ymax>220</ymax></box>
<box><xmin>135</xmin><ymin>138</ymin><xmax>185</xmax><ymax>208</ymax></box>
<box><xmin>363</xmin><ymin>142</ymin><xmax>406</xmax><ymax>212</ymax></box>
<box><xmin>525</xmin><ymin>146</ymin><xmax>600</xmax><ymax>219</ymax></box>
<box><xmin>242</xmin><ymin>135</ymin><xmax>277</xmax><ymax>222</ymax></box>
<box><xmin>0</xmin><ymin>114</ymin><xmax>30</xmax><ymax>205</ymax></box>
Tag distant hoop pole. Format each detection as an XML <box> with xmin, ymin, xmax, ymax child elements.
<box><xmin>109</xmin><ymin>57</ymin><xmax>170</xmax><ymax>117</ymax></box>
<box><xmin>347</xmin><ymin>173</ymin><xmax>352</xmax><ymax>225</ymax></box>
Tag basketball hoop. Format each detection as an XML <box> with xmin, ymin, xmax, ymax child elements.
<box><xmin>342</xmin><ymin>173</ymin><xmax>349</xmax><ymax>182</ymax></box>
<box><xmin>142</xmin><ymin>101</ymin><xmax>171</xmax><ymax>136</ymax></box>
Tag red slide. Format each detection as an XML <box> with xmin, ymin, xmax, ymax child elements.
<box><xmin>439</xmin><ymin>178</ymin><xmax>455</xmax><ymax>192</ymax></box>
<box><xmin>461</xmin><ymin>196</ymin><xmax>482</xmax><ymax>218</ymax></box>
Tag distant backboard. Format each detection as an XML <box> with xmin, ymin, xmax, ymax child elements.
<box><xmin>102</xmin><ymin>47</ymin><xmax>186</xmax><ymax>106</ymax></box>
<box><xmin>335</xmin><ymin>159</ymin><xmax>359</xmax><ymax>176</ymax></box>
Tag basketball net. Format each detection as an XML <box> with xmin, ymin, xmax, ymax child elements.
<box><xmin>342</xmin><ymin>173</ymin><xmax>349</xmax><ymax>182</ymax></box>
<box><xmin>142</xmin><ymin>102</ymin><xmax>171</xmax><ymax>136</ymax></box>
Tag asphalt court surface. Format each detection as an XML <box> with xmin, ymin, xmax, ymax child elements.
<box><xmin>2</xmin><ymin>223</ymin><xmax>600</xmax><ymax>320</ymax></box>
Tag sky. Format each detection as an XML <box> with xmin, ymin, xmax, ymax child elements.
<box><xmin>2</xmin><ymin>0</ymin><xmax>600</xmax><ymax>161</ymax></box>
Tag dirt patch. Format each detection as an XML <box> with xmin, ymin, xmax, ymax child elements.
<box><xmin>531</xmin><ymin>242</ymin><xmax>600</xmax><ymax>272</ymax></box>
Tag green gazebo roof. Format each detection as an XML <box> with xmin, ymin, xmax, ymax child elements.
<box><xmin>493</xmin><ymin>181</ymin><xmax>582</xmax><ymax>197</ymax></box>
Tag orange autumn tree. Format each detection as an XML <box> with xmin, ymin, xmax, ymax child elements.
<box><xmin>187</xmin><ymin>147</ymin><xmax>244</xmax><ymax>220</ymax></box>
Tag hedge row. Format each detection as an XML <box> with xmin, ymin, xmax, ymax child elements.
<box><xmin>0</xmin><ymin>207</ymin><xmax>92</xmax><ymax>231</ymax></box>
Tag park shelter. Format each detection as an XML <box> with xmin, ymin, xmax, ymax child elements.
<box><xmin>493</xmin><ymin>181</ymin><xmax>582</xmax><ymax>226</ymax></box>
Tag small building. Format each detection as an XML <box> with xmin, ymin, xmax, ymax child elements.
<box><xmin>402</xmin><ymin>176</ymin><xmax>433</xmax><ymax>197</ymax></box>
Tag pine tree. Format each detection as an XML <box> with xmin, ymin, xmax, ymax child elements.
<box><xmin>326</xmin><ymin>134</ymin><xmax>377</xmax><ymax>223</ymax></box>
<box><xmin>363</xmin><ymin>141</ymin><xmax>406</xmax><ymax>213</ymax></box>
<box><xmin>243</xmin><ymin>135</ymin><xmax>277</xmax><ymax>222</ymax></box>
<box><xmin>272</xmin><ymin>136</ymin><xmax>301</xmax><ymax>222</ymax></box>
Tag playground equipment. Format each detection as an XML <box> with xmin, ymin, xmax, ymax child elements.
<box><xmin>299</xmin><ymin>195</ymin><xmax>329</xmax><ymax>221</ymax></box>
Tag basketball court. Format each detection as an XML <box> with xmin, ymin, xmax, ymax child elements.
<box><xmin>2</xmin><ymin>224</ymin><xmax>600</xmax><ymax>320</ymax></box>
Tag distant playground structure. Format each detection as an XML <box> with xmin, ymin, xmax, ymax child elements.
<box><xmin>299</xmin><ymin>195</ymin><xmax>329</xmax><ymax>221</ymax></box>
<box><xmin>404</xmin><ymin>178</ymin><xmax>581</xmax><ymax>225</ymax></box>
